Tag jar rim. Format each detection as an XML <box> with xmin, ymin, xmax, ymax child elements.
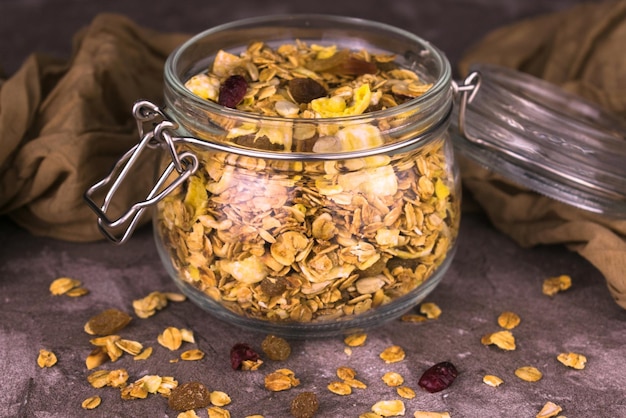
<box><xmin>163</xmin><ymin>13</ymin><xmax>452</xmax><ymax>123</ymax></box>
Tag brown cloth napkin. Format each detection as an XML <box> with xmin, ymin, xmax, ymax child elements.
<box><xmin>0</xmin><ymin>14</ymin><xmax>188</xmax><ymax>241</ymax></box>
<box><xmin>458</xmin><ymin>0</ymin><xmax>626</xmax><ymax>309</ymax></box>
<box><xmin>1</xmin><ymin>7</ymin><xmax>625</xmax><ymax>308</ymax></box>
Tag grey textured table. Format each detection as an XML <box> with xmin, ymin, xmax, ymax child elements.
<box><xmin>1</xmin><ymin>1</ymin><xmax>625</xmax><ymax>417</ymax></box>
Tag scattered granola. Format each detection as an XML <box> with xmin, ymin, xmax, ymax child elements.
<box><xmin>264</xmin><ymin>369</ymin><xmax>300</xmax><ymax>391</ymax></box>
<box><xmin>134</xmin><ymin>347</ymin><xmax>153</xmax><ymax>361</ymax></box>
<box><xmin>230</xmin><ymin>343</ymin><xmax>263</xmax><ymax>370</ymax></box>
<box><xmin>514</xmin><ymin>366</ymin><xmax>543</xmax><ymax>382</ymax></box>
<box><xmin>327</xmin><ymin>381</ymin><xmax>352</xmax><ymax>396</ymax></box>
<box><xmin>210</xmin><ymin>391</ymin><xmax>232</xmax><ymax>407</ymax></box>
<box><xmin>419</xmin><ymin>302</ymin><xmax>441</xmax><ymax>319</ymax></box>
<box><xmin>371</xmin><ymin>400</ymin><xmax>406</xmax><ymax>417</ymax></box>
<box><xmin>413</xmin><ymin>412</ymin><xmax>451</xmax><ymax>418</ymax></box>
<box><xmin>290</xmin><ymin>391</ymin><xmax>319</xmax><ymax>418</ymax></box>
<box><xmin>88</xmin><ymin>369</ymin><xmax>129</xmax><ymax>389</ymax></box>
<box><xmin>382</xmin><ymin>372</ymin><xmax>404</xmax><ymax>387</ymax></box>
<box><xmin>536</xmin><ymin>401</ymin><xmax>563</xmax><ymax>418</ymax></box>
<box><xmin>37</xmin><ymin>349</ymin><xmax>57</xmax><ymax>368</ymax></box>
<box><xmin>261</xmin><ymin>335</ymin><xmax>291</xmax><ymax>361</ymax></box>
<box><xmin>208</xmin><ymin>406</ymin><xmax>231</xmax><ymax>418</ymax></box>
<box><xmin>181</xmin><ymin>349</ymin><xmax>205</xmax><ymax>361</ymax></box>
<box><xmin>396</xmin><ymin>386</ymin><xmax>416</xmax><ymax>399</ymax></box>
<box><xmin>133</xmin><ymin>291</ymin><xmax>187</xmax><ymax>318</ymax></box>
<box><xmin>81</xmin><ymin>395</ymin><xmax>102</xmax><ymax>410</ymax></box>
<box><xmin>482</xmin><ymin>374</ymin><xmax>504</xmax><ymax>387</ymax></box>
<box><xmin>481</xmin><ymin>330</ymin><xmax>516</xmax><ymax>351</ymax></box>
<box><xmin>158</xmin><ymin>327</ymin><xmax>184</xmax><ymax>351</ymax></box>
<box><xmin>379</xmin><ymin>345</ymin><xmax>405</xmax><ymax>363</ymax></box>
<box><xmin>418</xmin><ymin>361</ymin><xmax>458</xmax><ymax>393</ymax></box>
<box><xmin>542</xmin><ymin>275</ymin><xmax>572</xmax><ymax>297</ymax></box>
<box><xmin>557</xmin><ymin>352</ymin><xmax>587</xmax><ymax>370</ymax></box>
<box><xmin>49</xmin><ymin>277</ymin><xmax>83</xmax><ymax>296</ymax></box>
<box><xmin>497</xmin><ymin>311</ymin><xmax>521</xmax><ymax>330</ymax></box>
<box><xmin>121</xmin><ymin>375</ymin><xmax>178</xmax><ymax>400</ymax></box>
<box><xmin>344</xmin><ymin>333</ymin><xmax>368</xmax><ymax>347</ymax></box>
<box><xmin>168</xmin><ymin>381</ymin><xmax>211</xmax><ymax>411</ymax></box>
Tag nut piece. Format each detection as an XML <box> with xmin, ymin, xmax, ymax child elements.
<box><xmin>481</xmin><ymin>330</ymin><xmax>516</xmax><ymax>351</ymax></box>
<box><xmin>81</xmin><ymin>396</ymin><xmax>102</xmax><ymax>410</ymax></box>
<box><xmin>515</xmin><ymin>366</ymin><xmax>543</xmax><ymax>382</ymax></box>
<box><xmin>37</xmin><ymin>349</ymin><xmax>57</xmax><ymax>368</ymax></box>
<box><xmin>379</xmin><ymin>345</ymin><xmax>405</xmax><ymax>363</ymax></box>
<box><xmin>536</xmin><ymin>401</ymin><xmax>563</xmax><ymax>418</ymax></box>
<box><xmin>542</xmin><ymin>275</ymin><xmax>572</xmax><ymax>296</ymax></box>
<box><xmin>557</xmin><ymin>352</ymin><xmax>587</xmax><ymax>370</ymax></box>
<box><xmin>497</xmin><ymin>311</ymin><xmax>521</xmax><ymax>330</ymax></box>
<box><xmin>371</xmin><ymin>400</ymin><xmax>406</xmax><ymax>417</ymax></box>
<box><xmin>482</xmin><ymin>374</ymin><xmax>504</xmax><ymax>387</ymax></box>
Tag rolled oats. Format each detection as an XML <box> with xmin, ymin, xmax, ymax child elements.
<box><xmin>158</xmin><ymin>327</ymin><xmax>184</xmax><ymax>351</ymax></box>
<box><xmin>481</xmin><ymin>330</ymin><xmax>516</xmax><ymax>351</ymax></box>
<box><xmin>497</xmin><ymin>311</ymin><xmax>521</xmax><ymax>330</ymax></box>
<box><xmin>482</xmin><ymin>374</ymin><xmax>504</xmax><ymax>387</ymax></box>
<box><xmin>379</xmin><ymin>345</ymin><xmax>405</xmax><ymax>363</ymax></box>
<box><xmin>557</xmin><ymin>352</ymin><xmax>587</xmax><ymax>370</ymax></box>
<box><xmin>413</xmin><ymin>412</ymin><xmax>451</xmax><ymax>418</ymax></box>
<box><xmin>419</xmin><ymin>302</ymin><xmax>441</xmax><ymax>319</ymax></box>
<box><xmin>514</xmin><ymin>366</ymin><xmax>543</xmax><ymax>382</ymax></box>
<box><xmin>134</xmin><ymin>347</ymin><xmax>153</xmax><ymax>361</ymax></box>
<box><xmin>178</xmin><ymin>411</ymin><xmax>200</xmax><ymax>418</ymax></box>
<box><xmin>371</xmin><ymin>400</ymin><xmax>405</xmax><ymax>417</ymax></box>
<box><xmin>344</xmin><ymin>333</ymin><xmax>368</xmax><ymax>347</ymax></box>
<box><xmin>81</xmin><ymin>395</ymin><xmax>102</xmax><ymax>410</ymax></box>
<box><xmin>37</xmin><ymin>349</ymin><xmax>57</xmax><ymax>368</ymax></box>
<box><xmin>542</xmin><ymin>275</ymin><xmax>572</xmax><ymax>296</ymax></box>
<box><xmin>264</xmin><ymin>369</ymin><xmax>300</xmax><ymax>391</ymax></box>
<box><xmin>382</xmin><ymin>372</ymin><xmax>404</xmax><ymax>387</ymax></box>
<box><xmin>536</xmin><ymin>401</ymin><xmax>563</xmax><ymax>418</ymax></box>
<box><xmin>328</xmin><ymin>381</ymin><xmax>352</xmax><ymax>395</ymax></box>
<box><xmin>210</xmin><ymin>391</ymin><xmax>232</xmax><ymax>407</ymax></box>
<box><xmin>208</xmin><ymin>407</ymin><xmax>231</xmax><ymax>418</ymax></box>
<box><xmin>396</xmin><ymin>386</ymin><xmax>416</xmax><ymax>399</ymax></box>
<box><xmin>49</xmin><ymin>277</ymin><xmax>81</xmax><ymax>295</ymax></box>
<box><xmin>181</xmin><ymin>349</ymin><xmax>205</xmax><ymax>361</ymax></box>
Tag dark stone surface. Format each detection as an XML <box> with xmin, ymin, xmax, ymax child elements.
<box><xmin>1</xmin><ymin>1</ymin><xmax>625</xmax><ymax>417</ymax></box>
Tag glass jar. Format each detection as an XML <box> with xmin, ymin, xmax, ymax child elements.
<box><xmin>117</xmin><ymin>14</ymin><xmax>461</xmax><ymax>338</ymax></box>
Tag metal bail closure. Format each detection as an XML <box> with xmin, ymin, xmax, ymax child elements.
<box><xmin>84</xmin><ymin>100</ymin><xmax>199</xmax><ymax>244</ymax></box>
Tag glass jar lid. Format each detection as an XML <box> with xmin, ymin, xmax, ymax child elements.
<box><xmin>452</xmin><ymin>63</ymin><xmax>626</xmax><ymax>218</ymax></box>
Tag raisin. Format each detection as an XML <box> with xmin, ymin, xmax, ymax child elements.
<box><xmin>168</xmin><ymin>381</ymin><xmax>211</xmax><ymax>411</ymax></box>
<box><xmin>84</xmin><ymin>308</ymin><xmax>132</xmax><ymax>336</ymax></box>
<box><xmin>261</xmin><ymin>335</ymin><xmax>292</xmax><ymax>361</ymax></box>
<box><xmin>290</xmin><ymin>391</ymin><xmax>319</xmax><ymax>418</ymax></box>
<box><xmin>230</xmin><ymin>343</ymin><xmax>260</xmax><ymax>370</ymax></box>
<box><xmin>288</xmin><ymin>78</ymin><xmax>327</xmax><ymax>104</ymax></box>
<box><xmin>260</xmin><ymin>277</ymin><xmax>288</xmax><ymax>297</ymax></box>
<box><xmin>418</xmin><ymin>361</ymin><xmax>458</xmax><ymax>393</ymax></box>
<box><xmin>218</xmin><ymin>74</ymin><xmax>248</xmax><ymax>108</ymax></box>
<box><xmin>305</xmin><ymin>49</ymin><xmax>376</xmax><ymax>75</ymax></box>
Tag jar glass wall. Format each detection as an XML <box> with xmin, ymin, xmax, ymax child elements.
<box><xmin>154</xmin><ymin>15</ymin><xmax>460</xmax><ymax>337</ymax></box>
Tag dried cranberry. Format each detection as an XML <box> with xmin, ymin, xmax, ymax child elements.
<box><xmin>418</xmin><ymin>361</ymin><xmax>458</xmax><ymax>393</ymax></box>
<box><xmin>218</xmin><ymin>75</ymin><xmax>248</xmax><ymax>108</ymax></box>
<box><xmin>230</xmin><ymin>343</ymin><xmax>260</xmax><ymax>370</ymax></box>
